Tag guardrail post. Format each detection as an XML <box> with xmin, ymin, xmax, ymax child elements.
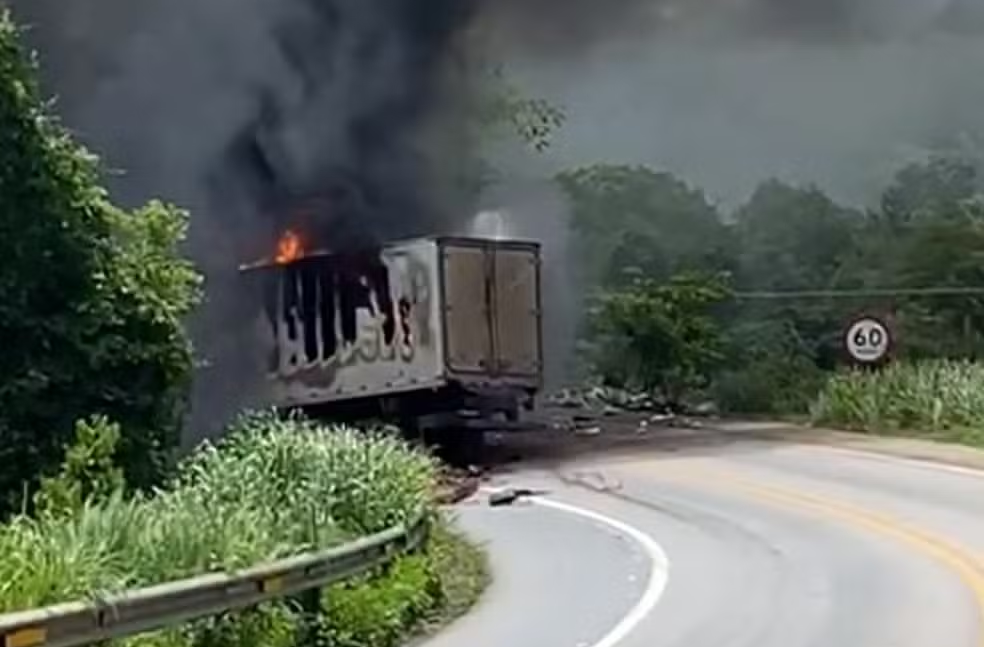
<box><xmin>295</xmin><ymin>586</ymin><xmax>323</xmax><ymax>647</ymax></box>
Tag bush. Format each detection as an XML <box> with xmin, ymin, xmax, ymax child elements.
<box><xmin>320</xmin><ymin>553</ymin><xmax>437</xmax><ymax>647</ymax></box>
<box><xmin>0</xmin><ymin>10</ymin><xmax>201</xmax><ymax>514</ymax></box>
<box><xmin>811</xmin><ymin>360</ymin><xmax>984</xmax><ymax>437</ymax></box>
<box><xmin>590</xmin><ymin>272</ymin><xmax>730</xmax><ymax>406</ymax></box>
<box><xmin>321</xmin><ymin>520</ymin><xmax>488</xmax><ymax>647</ymax></box>
<box><xmin>0</xmin><ymin>413</ymin><xmax>486</xmax><ymax>647</ymax></box>
<box><xmin>713</xmin><ymin>354</ymin><xmax>827</xmax><ymax>415</ymax></box>
<box><xmin>33</xmin><ymin>415</ymin><xmax>126</xmax><ymax>519</ymax></box>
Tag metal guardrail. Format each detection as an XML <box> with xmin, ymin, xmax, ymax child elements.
<box><xmin>0</xmin><ymin>513</ymin><xmax>429</xmax><ymax>647</ymax></box>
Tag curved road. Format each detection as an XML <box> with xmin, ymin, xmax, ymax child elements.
<box><xmin>427</xmin><ymin>435</ymin><xmax>984</xmax><ymax>647</ymax></box>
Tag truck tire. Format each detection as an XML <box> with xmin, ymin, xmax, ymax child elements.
<box><xmin>398</xmin><ymin>414</ymin><xmax>422</xmax><ymax>444</ymax></box>
<box><xmin>459</xmin><ymin>430</ymin><xmax>487</xmax><ymax>466</ymax></box>
<box><xmin>429</xmin><ymin>428</ymin><xmax>486</xmax><ymax>467</ymax></box>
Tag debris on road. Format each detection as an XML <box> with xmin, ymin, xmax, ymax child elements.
<box><xmin>548</xmin><ymin>386</ymin><xmax>669</xmax><ymax>413</ymax></box>
<box><xmin>648</xmin><ymin>413</ymin><xmax>676</xmax><ymax>424</ymax></box>
<box><xmin>545</xmin><ymin>385</ymin><xmax>719</xmax><ymax>436</ymax></box>
<box><xmin>575</xmin><ymin>426</ymin><xmax>603</xmax><ymax>437</ymax></box>
<box><xmin>435</xmin><ymin>466</ymin><xmax>484</xmax><ymax>505</ymax></box>
<box><xmin>561</xmin><ymin>470</ymin><xmax>623</xmax><ymax>493</ymax></box>
<box><xmin>487</xmin><ymin>488</ymin><xmax>548</xmax><ymax>507</ymax></box>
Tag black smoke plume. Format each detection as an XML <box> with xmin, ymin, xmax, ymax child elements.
<box><xmin>6</xmin><ymin>0</ymin><xmax>489</xmax><ymax>438</ymax></box>
<box><xmin>14</xmin><ymin>0</ymin><xmax>975</xmax><ymax>437</ymax></box>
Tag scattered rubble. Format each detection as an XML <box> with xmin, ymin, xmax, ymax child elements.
<box><xmin>546</xmin><ymin>385</ymin><xmax>718</xmax><ymax>436</ymax></box>
<box><xmin>575</xmin><ymin>426</ymin><xmax>602</xmax><ymax>437</ymax></box>
<box><xmin>548</xmin><ymin>386</ymin><xmax>670</xmax><ymax>413</ymax></box>
<box><xmin>547</xmin><ymin>386</ymin><xmax>718</xmax><ymax>422</ymax></box>
<box><xmin>561</xmin><ymin>470</ymin><xmax>623</xmax><ymax>493</ymax></box>
<box><xmin>691</xmin><ymin>401</ymin><xmax>720</xmax><ymax>417</ymax></box>
<box><xmin>434</xmin><ymin>465</ymin><xmax>484</xmax><ymax>505</ymax></box>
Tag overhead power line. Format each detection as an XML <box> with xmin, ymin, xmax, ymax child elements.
<box><xmin>735</xmin><ymin>287</ymin><xmax>984</xmax><ymax>300</ymax></box>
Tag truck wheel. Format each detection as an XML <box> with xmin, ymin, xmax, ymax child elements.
<box><xmin>504</xmin><ymin>406</ymin><xmax>519</xmax><ymax>423</ymax></box>
<box><xmin>455</xmin><ymin>430</ymin><xmax>487</xmax><ymax>467</ymax></box>
<box><xmin>429</xmin><ymin>429</ymin><xmax>486</xmax><ymax>467</ymax></box>
<box><xmin>398</xmin><ymin>415</ymin><xmax>422</xmax><ymax>444</ymax></box>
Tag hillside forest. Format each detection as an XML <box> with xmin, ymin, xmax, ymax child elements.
<box><xmin>563</xmin><ymin>158</ymin><xmax>984</xmax><ymax>436</ymax></box>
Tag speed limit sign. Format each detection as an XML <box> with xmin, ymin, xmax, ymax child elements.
<box><xmin>845</xmin><ymin>316</ymin><xmax>892</xmax><ymax>364</ymax></box>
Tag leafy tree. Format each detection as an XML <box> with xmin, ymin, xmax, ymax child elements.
<box><xmin>33</xmin><ymin>415</ymin><xmax>125</xmax><ymax>518</ymax></box>
<box><xmin>876</xmin><ymin>198</ymin><xmax>984</xmax><ymax>359</ymax></box>
<box><xmin>591</xmin><ymin>272</ymin><xmax>731</xmax><ymax>407</ymax></box>
<box><xmin>823</xmin><ymin>159</ymin><xmax>984</xmax><ymax>360</ymax></box>
<box><xmin>880</xmin><ymin>157</ymin><xmax>980</xmax><ymax>226</ymax></box>
<box><xmin>733</xmin><ymin>179</ymin><xmax>861</xmax><ymax>291</ymax></box>
<box><xmin>556</xmin><ymin>165</ymin><xmax>732</xmax><ymax>289</ymax></box>
<box><xmin>451</xmin><ymin>64</ymin><xmax>566</xmax><ymax>200</ymax></box>
<box><xmin>477</xmin><ymin>66</ymin><xmax>566</xmax><ymax>154</ymax></box>
<box><xmin>0</xmin><ymin>11</ymin><xmax>201</xmax><ymax>514</ymax></box>
<box><xmin>728</xmin><ymin>180</ymin><xmax>866</xmax><ymax>373</ymax></box>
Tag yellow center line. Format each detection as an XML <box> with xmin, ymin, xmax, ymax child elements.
<box><xmin>648</xmin><ymin>464</ymin><xmax>984</xmax><ymax>646</ymax></box>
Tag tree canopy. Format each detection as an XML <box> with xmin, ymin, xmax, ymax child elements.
<box><xmin>561</xmin><ymin>155</ymin><xmax>984</xmax><ymax>413</ymax></box>
<box><xmin>557</xmin><ymin>164</ymin><xmax>731</xmax><ymax>289</ymax></box>
<box><xmin>0</xmin><ymin>10</ymin><xmax>201</xmax><ymax>514</ymax></box>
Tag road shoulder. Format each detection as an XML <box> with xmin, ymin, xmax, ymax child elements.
<box><xmin>712</xmin><ymin>420</ymin><xmax>984</xmax><ymax>474</ymax></box>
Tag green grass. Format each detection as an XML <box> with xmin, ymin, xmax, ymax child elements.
<box><xmin>320</xmin><ymin>519</ymin><xmax>489</xmax><ymax>647</ymax></box>
<box><xmin>416</xmin><ymin>520</ymin><xmax>491</xmax><ymax>632</ymax></box>
<box><xmin>810</xmin><ymin>360</ymin><xmax>984</xmax><ymax>447</ymax></box>
<box><xmin>0</xmin><ymin>411</ymin><xmax>489</xmax><ymax>647</ymax></box>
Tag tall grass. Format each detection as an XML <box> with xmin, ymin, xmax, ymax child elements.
<box><xmin>0</xmin><ymin>411</ymin><xmax>438</xmax><ymax>613</ymax></box>
<box><xmin>811</xmin><ymin>360</ymin><xmax>984</xmax><ymax>439</ymax></box>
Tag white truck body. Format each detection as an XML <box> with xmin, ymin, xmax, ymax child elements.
<box><xmin>257</xmin><ymin>236</ymin><xmax>543</xmax><ymax>408</ymax></box>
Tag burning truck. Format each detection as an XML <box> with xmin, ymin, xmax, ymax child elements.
<box><xmin>239</xmin><ymin>227</ymin><xmax>545</xmax><ymax>460</ymax></box>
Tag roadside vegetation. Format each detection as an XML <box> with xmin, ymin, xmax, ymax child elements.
<box><xmin>811</xmin><ymin>361</ymin><xmax>984</xmax><ymax>446</ymax></box>
<box><xmin>0</xmin><ymin>412</ymin><xmax>488</xmax><ymax>647</ymax></box>
<box><xmin>0</xmin><ymin>9</ymin><xmax>200</xmax><ymax>517</ymax></box>
<box><xmin>0</xmin><ymin>10</ymin><xmax>488</xmax><ymax>646</ymax></box>
<box><xmin>563</xmin><ymin>159</ymin><xmax>984</xmax><ymax>448</ymax></box>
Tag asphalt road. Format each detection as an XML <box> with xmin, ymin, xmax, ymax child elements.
<box><xmin>428</xmin><ymin>433</ymin><xmax>984</xmax><ymax>647</ymax></box>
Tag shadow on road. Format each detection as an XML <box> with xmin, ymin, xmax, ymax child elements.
<box><xmin>482</xmin><ymin>408</ymin><xmax>802</xmax><ymax>472</ymax></box>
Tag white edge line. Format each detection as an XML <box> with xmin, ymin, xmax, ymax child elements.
<box><xmin>479</xmin><ymin>487</ymin><xmax>670</xmax><ymax>647</ymax></box>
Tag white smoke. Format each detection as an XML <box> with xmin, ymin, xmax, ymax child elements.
<box><xmin>468</xmin><ymin>209</ymin><xmax>517</xmax><ymax>240</ymax></box>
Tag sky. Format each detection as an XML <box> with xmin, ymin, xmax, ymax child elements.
<box><xmin>479</xmin><ymin>0</ymin><xmax>984</xmax><ymax>208</ymax></box>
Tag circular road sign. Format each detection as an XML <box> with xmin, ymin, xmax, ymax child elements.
<box><xmin>845</xmin><ymin>316</ymin><xmax>891</xmax><ymax>364</ymax></box>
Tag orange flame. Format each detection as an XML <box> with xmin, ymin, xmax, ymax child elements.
<box><xmin>275</xmin><ymin>229</ymin><xmax>304</xmax><ymax>265</ymax></box>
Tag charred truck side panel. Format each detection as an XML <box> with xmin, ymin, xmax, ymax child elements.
<box><xmin>252</xmin><ymin>236</ymin><xmax>543</xmax><ymax>437</ymax></box>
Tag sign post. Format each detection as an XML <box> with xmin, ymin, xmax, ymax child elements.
<box><xmin>844</xmin><ymin>315</ymin><xmax>893</xmax><ymax>366</ymax></box>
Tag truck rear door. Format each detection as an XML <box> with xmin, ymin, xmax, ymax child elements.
<box><xmin>441</xmin><ymin>238</ymin><xmax>542</xmax><ymax>385</ymax></box>
<box><xmin>491</xmin><ymin>245</ymin><xmax>541</xmax><ymax>379</ymax></box>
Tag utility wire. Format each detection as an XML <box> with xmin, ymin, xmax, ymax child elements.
<box><xmin>734</xmin><ymin>287</ymin><xmax>984</xmax><ymax>300</ymax></box>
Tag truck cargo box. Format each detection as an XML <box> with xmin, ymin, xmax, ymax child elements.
<box><xmin>252</xmin><ymin>236</ymin><xmax>543</xmax><ymax>409</ymax></box>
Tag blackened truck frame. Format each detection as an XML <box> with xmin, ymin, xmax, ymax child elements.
<box><xmin>239</xmin><ymin>235</ymin><xmax>545</xmax><ymax>456</ymax></box>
